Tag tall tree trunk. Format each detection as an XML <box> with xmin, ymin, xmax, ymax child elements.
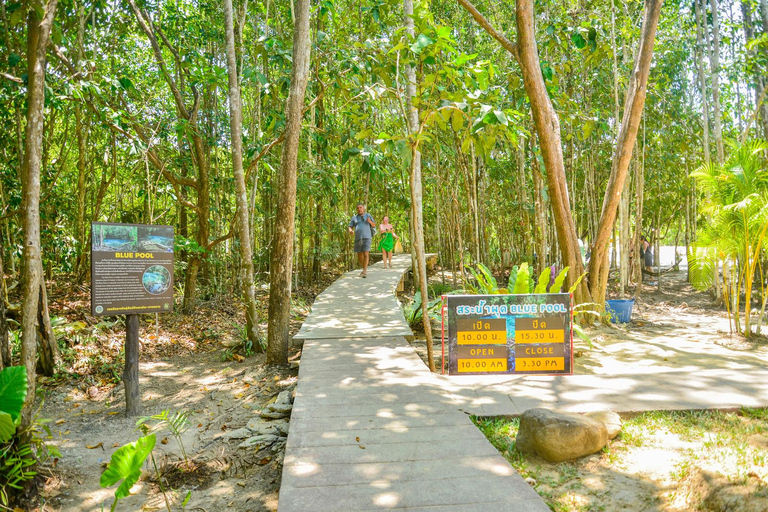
<box><xmin>706</xmin><ymin>0</ymin><xmax>725</xmax><ymax>164</ymax></box>
<box><xmin>695</xmin><ymin>0</ymin><xmax>711</xmax><ymax>164</ymax></box>
<box><xmin>74</xmin><ymin>2</ymin><xmax>88</xmax><ymax>277</ymax></box>
<box><xmin>21</xmin><ymin>0</ymin><xmax>59</xmax><ymax>435</ymax></box>
<box><xmin>404</xmin><ymin>0</ymin><xmax>435</xmax><ymax>372</ymax></box>
<box><xmin>587</xmin><ymin>0</ymin><xmax>664</xmax><ymax>309</ymax></box>
<box><xmin>457</xmin><ymin>0</ymin><xmax>588</xmax><ymax>302</ymax></box>
<box><xmin>0</xmin><ymin>248</ymin><xmax>8</xmax><ymax>370</ymax></box>
<box><xmin>224</xmin><ymin>0</ymin><xmax>262</xmax><ymax>352</ymax></box>
<box><xmin>632</xmin><ymin>136</ymin><xmax>645</xmax><ymax>299</ymax></box>
<box><xmin>611</xmin><ymin>0</ymin><xmax>631</xmax><ymax>297</ymax></box>
<box><xmin>532</xmin><ymin>141</ymin><xmax>547</xmax><ymax>275</ymax></box>
<box><xmin>514</xmin><ymin>0</ymin><xmax>589</xmax><ymax>302</ymax></box>
<box><xmin>267</xmin><ymin>0</ymin><xmax>310</xmax><ymax>365</ymax></box>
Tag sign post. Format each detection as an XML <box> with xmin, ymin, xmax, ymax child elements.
<box><xmin>91</xmin><ymin>222</ymin><xmax>174</xmax><ymax>415</ymax></box>
<box><xmin>443</xmin><ymin>293</ymin><xmax>573</xmax><ymax>376</ymax></box>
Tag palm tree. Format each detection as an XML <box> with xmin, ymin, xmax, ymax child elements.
<box><xmin>690</xmin><ymin>140</ymin><xmax>768</xmax><ymax>336</ymax></box>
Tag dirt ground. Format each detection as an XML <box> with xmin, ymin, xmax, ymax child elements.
<box><xmin>22</xmin><ymin>281</ymin><xmax>314</xmax><ymax>512</ymax></box>
<box><xmin>25</xmin><ymin>267</ymin><xmax>768</xmax><ymax>511</ymax></box>
<box><xmin>39</xmin><ymin>350</ymin><xmax>298</xmax><ymax>512</ymax></box>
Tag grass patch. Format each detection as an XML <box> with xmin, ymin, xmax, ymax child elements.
<box><xmin>472</xmin><ymin>408</ymin><xmax>768</xmax><ymax>512</ymax></box>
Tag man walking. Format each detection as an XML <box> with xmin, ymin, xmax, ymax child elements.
<box><xmin>348</xmin><ymin>203</ymin><xmax>376</xmax><ymax>278</ymax></box>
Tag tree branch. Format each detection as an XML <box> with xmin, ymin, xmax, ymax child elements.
<box><xmin>244</xmin><ymin>91</ymin><xmax>325</xmax><ymax>181</ymax></box>
<box><xmin>0</xmin><ymin>72</ymin><xmax>22</xmax><ymax>84</ymax></box>
<box><xmin>126</xmin><ymin>0</ymin><xmax>190</xmax><ymax>120</ymax></box>
<box><xmin>457</xmin><ymin>0</ymin><xmax>519</xmax><ymax>61</ymax></box>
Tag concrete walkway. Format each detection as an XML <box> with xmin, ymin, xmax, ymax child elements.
<box><xmin>279</xmin><ymin>255</ymin><xmax>768</xmax><ymax>511</ymax></box>
<box><xmin>282</xmin><ymin>255</ymin><xmax>549</xmax><ymax>511</ymax></box>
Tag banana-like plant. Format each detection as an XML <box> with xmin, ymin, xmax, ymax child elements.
<box><xmin>100</xmin><ymin>434</ymin><xmax>156</xmax><ymax>511</ymax></box>
<box><xmin>0</xmin><ymin>367</ymin><xmax>27</xmax><ymax>443</ymax></box>
<box><xmin>690</xmin><ymin>140</ymin><xmax>768</xmax><ymax>336</ymax></box>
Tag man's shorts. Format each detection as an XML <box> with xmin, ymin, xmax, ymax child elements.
<box><xmin>354</xmin><ymin>237</ymin><xmax>372</xmax><ymax>253</ymax></box>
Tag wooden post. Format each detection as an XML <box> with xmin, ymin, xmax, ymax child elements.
<box><xmin>124</xmin><ymin>314</ymin><xmax>140</xmax><ymax>416</ymax></box>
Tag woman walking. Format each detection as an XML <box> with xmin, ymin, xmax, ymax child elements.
<box><xmin>378</xmin><ymin>216</ymin><xmax>398</xmax><ymax>269</ymax></box>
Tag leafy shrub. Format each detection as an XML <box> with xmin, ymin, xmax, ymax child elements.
<box><xmin>403</xmin><ymin>291</ymin><xmax>442</xmax><ymax>327</ymax></box>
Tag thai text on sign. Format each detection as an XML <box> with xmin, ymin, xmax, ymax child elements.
<box><xmin>444</xmin><ymin>294</ymin><xmax>573</xmax><ymax>376</ymax></box>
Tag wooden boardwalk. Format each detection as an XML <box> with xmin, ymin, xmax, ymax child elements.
<box><xmin>281</xmin><ymin>255</ymin><xmax>549</xmax><ymax>511</ymax></box>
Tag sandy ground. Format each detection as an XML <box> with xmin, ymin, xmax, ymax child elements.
<box><xmin>38</xmin><ymin>350</ymin><xmax>297</xmax><ymax>512</ymax></box>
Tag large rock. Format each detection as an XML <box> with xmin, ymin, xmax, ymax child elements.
<box><xmin>516</xmin><ymin>408</ymin><xmax>609</xmax><ymax>462</ymax></box>
<box><xmin>585</xmin><ymin>410</ymin><xmax>622</xmax><ymax>439</ymax></box>
<box><xmin>247</xmin><ymin>418</ymin><xmax>289</xmax><ymax>436</ymax></box>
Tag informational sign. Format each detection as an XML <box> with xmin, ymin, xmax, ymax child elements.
<box><xmin>91</xmin><ymin>222</ymin><xmax>174</xmax><ymax>316</ymax></box>
<box><xmin>444</xmin><ymin>294</ymin><xmax>572</xmax><ymax>376</ymax></box>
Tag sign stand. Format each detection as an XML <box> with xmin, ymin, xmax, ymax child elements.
<box><xmin>90</xmin><ymin>222</ymin><xmax>174</xmax><ymax>416</ymax></box>
<box><xmin>124</xmin><ymin>314</ymin><xmax>141</xmax><ymax>416</ymax></box>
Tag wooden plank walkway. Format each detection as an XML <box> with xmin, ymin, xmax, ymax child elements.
<box><xmin>281</xmin><ymin>255</ymin><xmax>549</xmax><ymax>511</ymax></box>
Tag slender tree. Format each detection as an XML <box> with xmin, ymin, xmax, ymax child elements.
<box><xmin>224</xmin><ymin>0</ymin><xmax>262</xmax><ymax>351</ymax></box>
<box><xmin>267</xmin><ymin>0</ymin><xmax>311</xmax><ymax>365</ymax></box>
<box><xmin>457</xmin><ymin>0</ymin><xmax>590</xmax><ymax>304</ymax></box>
<box><xmin>404</xmin><ymin>0</ymin><xmax>435</xmax><ymax>372</ymax></box>
<box><xmin>706</xmin><ymin>0</ymin><xmax>725</xmax><ymax>164</ymax></box>
<box><xmin>20</xmin><ymin>0</ymin><xmax>59</xmax><ymax>434</ymax></box>
<box><xmin>695</xmin><ymin>0</ymin><xmax>711</xmax><ymax>164</ymax></box>
<box><xmin>0</xmin><ymin>248</ymin><xmax>7</xmax><ymax>370</ymax></box>
<box><xmin>587</xmin><ymin>0</ymin><xmax>664</xmax><ymax>307</ymax></box>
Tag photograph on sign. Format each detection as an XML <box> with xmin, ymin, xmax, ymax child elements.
<box><xmin>444</xmin><ymin>294</ymin><xmax>573</xmax><ymax>376</ymax></box>
<box><xmin>91</xmin><ymin>222</ymin><xmax>174</xmax><ymax>316</ymax></box>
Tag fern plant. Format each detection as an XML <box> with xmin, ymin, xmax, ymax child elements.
<box><xmin>136</xmin><ymin>409</ymin><xmax>191</xmax><ymax>462</ymax></box>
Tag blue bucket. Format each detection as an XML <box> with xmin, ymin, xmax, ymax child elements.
<box><xmin>606</xmin><ymin>299</ymin><xmax>634</xmax><ymax>323</ymax></box>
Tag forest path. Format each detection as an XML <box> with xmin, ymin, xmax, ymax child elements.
<box><xmin>280</xmin><ymin>255</ymin><xmax>549</xmax><ymax>511</ymax></box>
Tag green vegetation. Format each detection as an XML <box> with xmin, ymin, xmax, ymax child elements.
<box><xmin>1</xmin><ymin>0</ymin><xmax>767</xmax><ymax>504</ymax></box>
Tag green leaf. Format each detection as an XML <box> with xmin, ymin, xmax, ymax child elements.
<box><xmin>534</xmin><ymin>267</ymin><xmax>551</xmax><ymax>294</ymax></box>
<box><xmin>0</xmin><ymin>412</ymin><xmax>16</xmax><ymax>442</ymax></box>
<box><xmin>451</xmin><ymin>110</ymin><xmax>464</xmax><ymax>131</ymax></box>
<box><xmin>514</xmin><ymin>263</ymin><xmax>531</xmax><ymax>294</ymax></box>
<box><xmin>541</xmin><ymin>63</ymin><xmax>554</xmax><ymax>82</ymax></box>
<box><xmin>410</xmin><ymin>34</ymin><xmax>434</xmax><ymax>54</ymax></box>
<box><xmin>8</xmin><ymin>53</ymin><xmax>20</xmax><ymax>67</ymax></box>
<box><xmin>568</xmin><ymin>271</ymin><xmax>587</xmax><ymax>294</ymax></box>
<box><xmin>454</xmin><ymin>53</ymin><xmax>477</xmax><ymax>67</ymax></box>
<box><xmin>100</xmin><ymin>434</ymin><xmax>156</xmax><ymax>500</ymax></box>
<box><xmin>587</xmin><ymin>27</ymin><xmax>598</xmax><ymax>52</ymax></box>
<box><xmin>571</xmin><ymin>32</ymin><xmax>587</xmax><ymax>49</ymax></box>
<box><xmin>549</xmin><ymin>267</ymin><xmax>570</xmax><ymax>293</ymax></box>
<box><xmin>0</xmin><ymin>366</ymin><xmax>28</xmax><ymax>424</ymax></box>
<box><xmin>572</xmin><ymin>324</ymin><xmax>593</xmax><ymax>349</ymax></box>
<box><xmin>582</xmin><ymin>120</ymin><xmax>596</xmax><ymax>139</ymax></box>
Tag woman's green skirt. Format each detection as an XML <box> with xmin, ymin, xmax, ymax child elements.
<box><xmin>379</xmin><ymin>232</ymin><xmax>395</xmax><ymax>252</ymax></box>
